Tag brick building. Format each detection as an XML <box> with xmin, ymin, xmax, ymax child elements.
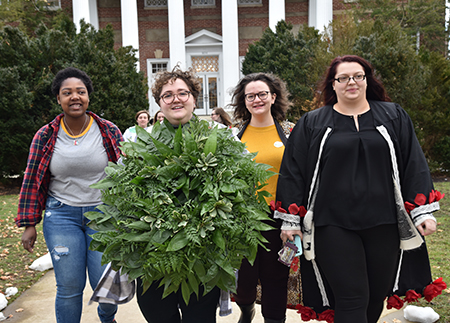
<box><xmin>59</xmin><ymin>0</ymin><xmax>348</xmax><ymax>116</ymax></box>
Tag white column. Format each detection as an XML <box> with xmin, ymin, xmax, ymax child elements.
<box><xmin>308</xmin><ymin>0</ymin><xmax>333</xmax><ymax>32</ymax></box>
<box><xmin>121</xmin><ymin>0</ymin><xmax>140</xmax><ymax>70</ymax></box>
<box><xmin>89</xmin><ymin>0</ymin><xmax>99</xmax><ymax>30</ymax></box>
<box><xmin>168</xmin><ymin>0</ymin><xmax>186</xmax><ymax>69</ymax></box>
<box><xmin>269</xmin><ymin>0</ymin><xmax>285</xmax><ymax>31</ymax></box>
<box><xmin>221</xmin><ymin>0</ymin><xmax>240</xmax><ymax>107</ymax></box>
<box><xmin>72</xmin><ymin>0</ymin><xmax>91</xmax><ymax>33</ymax></box>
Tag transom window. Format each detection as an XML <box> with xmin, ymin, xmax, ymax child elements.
<box><xmin>192</xmin><ymin>0</ymin><xmax>215</xmax><ymax>6</ymax></box>
<box><xmin>238</xmin><ymin>0</ymin><xmax>262</xmax><ymax>5</ymax></box>
<box><xmin>192</xmin><ymin>56</ymin><xmax>219</xmax><ymax>73</ymax></box>
<box><xmin>145</xmin><ymin>0</ymin><xmax>167</xmax><ymax>8</ymax></box>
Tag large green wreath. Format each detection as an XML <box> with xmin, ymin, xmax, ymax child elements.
<box><xmin>85</xmin><ymin>117</ymin><xmax>275</xmax><ymax>304</ymax></box>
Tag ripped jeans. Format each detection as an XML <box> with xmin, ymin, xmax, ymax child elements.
<box><xmin>43</xmin><ymin>195</ymin><xmax>117</xmax><ymax>323</ymax></box>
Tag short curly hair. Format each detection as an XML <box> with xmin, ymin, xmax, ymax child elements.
<box><xmin>51</xmin><ymin>67</ymin><xmax>94</xmax><ymax>96</ymax></box>
<box><xmin>151</xmin><ymin>66</ymin><xmax>201</xmax><ymax>105</ymax></box>
<box><xmin>230</xmin><ymin>73</ymin><xmax>292</xmax><ymax>122</ymax></box>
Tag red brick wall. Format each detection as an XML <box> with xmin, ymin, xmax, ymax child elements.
<box><xmin>62</xmin><ymin>0</ymin><xmax>349</xmax><ymax>75</ymax></box>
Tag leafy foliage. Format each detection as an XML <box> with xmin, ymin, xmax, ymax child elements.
<box><xmin>0</xmin><ymin>16</ymin><xmax>148</xmax><ymax>177</ymax></box>
<box><xmin>85</xmin><ymin>118</ymin><xmax>275</xmax><ymax>304</ymax></box>
<box><xmin>352</xmin><ymin>0</ymin><xmax>447</xmax><ymax>54</ymax></box>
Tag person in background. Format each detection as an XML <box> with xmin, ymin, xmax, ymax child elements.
<box><xmin>154</xmin><ymin>110</ymin><xmax>165</xmax><ymax>124</ymax></box>
<box><xmin>123</xmin><ymin>110</ymin><xmax>152</xmax><ymax>142</ymax></box>
<box><xmin>136</xmin><ymin>66</ymin><xmax>221</xmax><ymax>323</ymax></box>
<box><xmin>229</xmin><ymin>72</ymin><xmax>295</xmax><ymax>323</ymax></box>
<box><xmin>211</xmin><ymin>107</ymin><xmax>233</xmax><ymax>127</ymax></box>
<box><xmin>16</xmin><ymin>67</ymin><xmax>122</xmax><ymax>323</ymax></box>
<box><xmin>275</xmin><ymin>55</ymin><xmax>441</xmax><ymax>323</ymax></box>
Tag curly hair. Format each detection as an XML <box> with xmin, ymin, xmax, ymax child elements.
<box><xmin>151</xmin><ymin>66</ymin><xmax>202</xmax><ymax>105</ymax></box>
<box><xmin>212</xmin><ymin>107</ymin><xmax>232</xmax><ymax>127</ymax></box>
<box><xmin>230</xmin><ymin>73</ymin><xmax>292</xmax><ymax>122</ymax></box>
<box><xmin>51</xmin><ymin>67</ymin><xmax>94</xmax><ymax>96</ymax></box>
<box><xmin>318</xmin><ymin>55</ymin><xmax>391</xmax><ymax>106</ymax></box>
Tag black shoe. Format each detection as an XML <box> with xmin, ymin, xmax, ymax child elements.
<box><xmin>237</xmin><ymin>302</ymin><xmax>255</xmax><ymax>323</ymax></box>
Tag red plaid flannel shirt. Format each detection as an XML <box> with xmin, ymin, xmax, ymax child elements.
<box><xmin>15</xmin><ymin>111</ymin><xmax>123</xmax><ymax>227</ymax></box>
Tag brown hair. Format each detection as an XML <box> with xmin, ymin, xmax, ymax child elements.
<box><xmin>152</xmin><ymin>66</ymin><xmax>202</xmax><ymax>105</ymax></box>
<box><xmin>230</xmin><ymin>72</ymin><xmax>292</xmax><ymax>122</ymax></box>
<box><xmin>135</xmin><ymin>110</ymin><xmax>150</xmax><ymax>122</ymax></box>
<box><xmin>212</xmin><ymin>107</ymin><xmax>232</xmax><ymax>127</ymax></box>
<box><xmin>154</xmin><ymin>110</ymin><xmax>164</xmax><ymax>121</ymax></box>
<box><xmin>318</xmin><ymin>55</ymin><xmax>391</xmax><ymax>106</ymax></box>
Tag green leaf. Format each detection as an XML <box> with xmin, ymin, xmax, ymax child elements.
<box><xmin>151</xmin><ymin>136</ymin><xmax>175</xmax><ymax>156</ymax></box>
<box><xmin>173</xmin><ymin>125</ymin><xmax>183</xmax><ymax>154</ymax></box>
<box><xmin>166</xmin><ymin>231</ymin><xmax>189</xmax><ymax>251</ymax></box>
<box><xmin>212</xmin><ymin>230</ymin><xmax>226</xmax><ymax>250</ymax></box>
<box><xmin>203</xmin><ymin>127</ymin><xmax>217</xmax><ymax>155</ymax></box>
<box><xmin>181</xmin><ymin>280</ymin><xmax>191</xmax><ymax>305</ymax></box>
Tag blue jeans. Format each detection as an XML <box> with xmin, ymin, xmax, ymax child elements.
<box><xmin>43</xmin><ymin>196</ymin><xmax>117</xmax><ymax>323</ymax></box>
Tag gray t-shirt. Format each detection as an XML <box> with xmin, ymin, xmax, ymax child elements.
<box><xmin>48</xmin><ymin>118</ymin><xmax>108</xmax><ymax>206</ymax></box>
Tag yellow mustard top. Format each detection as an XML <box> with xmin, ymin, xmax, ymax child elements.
<box><xmin>241</xmin><ymin>124</ymin><xmax>285</xmax><ymax>204</ymax></box>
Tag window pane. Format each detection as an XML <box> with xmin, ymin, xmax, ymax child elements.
<box><xmin>192</xmin><ymin>56</ymin><xmax>219</xmax><ymax>73</ymax></box>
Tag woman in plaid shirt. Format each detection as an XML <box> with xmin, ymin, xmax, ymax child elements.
<box><xmin>16</xmin><ymin>67</ymin><xmax>123</xmax><ymax>323</ymax></box>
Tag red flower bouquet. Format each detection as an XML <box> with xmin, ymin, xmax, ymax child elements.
<box><xmin>387</xmin><ymin>295</ymin><xmax>404</xmax><ymax>310</ymax></box>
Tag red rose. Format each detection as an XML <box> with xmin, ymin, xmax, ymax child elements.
<box><xmin>387</xmin><ymin>295</ymin><xmax>404</xmax><ymax>310</ymax></box>
<box><xmin>277</xmin><ymin>207</ymin><xmax>287</xmax><ymax>213</ymax></box>
<box><xmin>404</xmin><ymin>290</ymin><xmax>421</xmax><ymax>303</ymax></box>
<box><xmin>435</xmin><ymin>190</ymin><xmax>445</xmax><ymax>201</ymax></box>
<box><xmin>423</xmin><ymin>284</ymin><xmax>441</xmax><ymax>302</ymax></box>
<box><xmin>289</xmin><ymin>203</ymin><xmax>300</xmax><ymax>215</ymax></box>
<box><xmin>318</xmin><ymin>309</ymin><xmax>335</xmax><ymax>323</ymax></box>
<box><xmin>270</xmin><ymin>200</ymin><xmax>282</xmax><ymax>211</ymax></box>
<box><xmin>414</xmin><ymin>193</ymin><xmax>427</xmax><ymax>206</ymax></box>
<box><xmin>296</xmin><ymin>304</ymin><xmax>317</xmax><ymax>321</ymax></box>
<box><xmin>298</xmin><ymin>205</ymin><xmax>307</xmax><ymax>217</ymax></box>
<box><xmin>432</xmin><ymin>277</ymin><xmax>447</xmax><ymax>292</ymax></box>
<box><xmin>404</xmin><ymin>201</ymin><xmax>415</xmax><ymax>213</ymax></box>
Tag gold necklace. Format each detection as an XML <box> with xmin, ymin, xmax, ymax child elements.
<box><xmin>64</xmin><ymin>115</ymin><xmax>89</xmax><ymax>146</ymax></box>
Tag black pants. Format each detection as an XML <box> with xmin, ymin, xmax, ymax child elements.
<box><xmin>315</xmin><ymin>224</ymin><xmax>400</xmax><ymax>323</ymax></box>
<box><xmin>234</xmin><ymin>224</ymin><xmax>290</xmax><ymax>320</ymax></box>
<box><xmin>136</xmin><ymin>278</ymin><xmax>220</xmax><ymax>323</ymax></box>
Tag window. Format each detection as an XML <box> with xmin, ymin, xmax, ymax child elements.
<box><xmin>192</xmin><ymin>56</ymin><xmax>219</xmax><ymax>73</ymax></box>
<box><xmin>145</xmin><ymin>0</ymin><xmax>167</xmax><ymax>8</ymax></box>
<box><xmin>151</xmin><ymin>62</ymin><xmax>168</xmax><ymax>74</ymax></box>
<box><xmin>43</xmin><ymin>0</ymin><xmax>61</xmax><ymax>10</ymax></box>
<box><xmin>238</xmin><ymin>0</ymin><xmax>262</xmax><ymax>5</ymax></box>
<box><xmin>191</xmin><ymin>0</ymin><xmax>215</xmax><ymax>7</ymax></box>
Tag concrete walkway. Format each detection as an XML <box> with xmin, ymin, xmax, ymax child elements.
<box><xmin>1</xmin><ymin>269</ymin><xmax>412</xmax><ymax>323</ymax></box>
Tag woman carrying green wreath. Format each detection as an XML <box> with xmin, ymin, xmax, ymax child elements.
<box><xmin>136</xmin><ymin>67</ymin><xmax>220</xmax><ymax>323</ymax></box>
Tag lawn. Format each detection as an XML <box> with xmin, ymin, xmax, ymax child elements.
<box><xmin>0</xmin><ymin>182</ymin><xmax>450</xmax><ymax>321</ymax></box>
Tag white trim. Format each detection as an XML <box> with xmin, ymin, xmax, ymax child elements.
<box><xmin>147</xmin><ymin>58</ymin><xmax>169</xmax><ymax>116</ymax></box>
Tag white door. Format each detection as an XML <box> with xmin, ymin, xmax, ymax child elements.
<box><xmin>196</xmin><ymin>74</ymin><xmax>219</xmax><ymax>115</ymax></box>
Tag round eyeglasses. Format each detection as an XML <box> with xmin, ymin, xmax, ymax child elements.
<box><xmin>244</xmin><ymin>91</ymin><xmax>270</xmax><ymax>102</ymax></box>
<box><xmin>160</xmin><ymin>91</ymin><xmax>191</xmax><ymax>104</ymax></box>
<box><xmin>334</xmin><ymin>74</ymin><xmax>366</xmax><ymax>84</ymax></box>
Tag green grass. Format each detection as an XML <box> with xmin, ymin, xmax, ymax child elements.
<box><xmin>0</xmin><ymin>183</ymin><xmax>450</xmax><ymax>320</ymax></box>
<box><xmin>0</xmin><ymin>194</ymin><xmax>48</xmax><ymax>305</ymax></box>
<box><xmin>424</xmin><ymin>182</ymin><xmax>450</xmax><ymax>322</ymax></box>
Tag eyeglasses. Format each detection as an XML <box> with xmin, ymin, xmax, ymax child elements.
<box><xmin>160</xmin><ymin>91</ymin><xmax>191</xmax><ymax>104</ymax></box>
<box><xmin>244</xmin><ymin>91</ymin><xmax>270</xmax><ymax>102</ymax></box>
<box><xmin>334</xmin><ymin>74</ymin><xmax>366</xmax><ymax>84</ymax></box>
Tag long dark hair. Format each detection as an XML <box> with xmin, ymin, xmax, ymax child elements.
<box><xmin>230</xmin><ymin>73</ymin><xmax>292</xmax><ymax>122</ymax></box>
<box><xmin>318</xmin><ymin>55</ymin><xmax>391</xmax><ymax>106</ymax></box>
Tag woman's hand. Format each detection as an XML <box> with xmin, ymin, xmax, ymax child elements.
<box><xmin>280</xmin><ymin>229</ymin><xmax>303</xmax><ymax>243</ymax></box>
<box><xmin>21</xmin><ymin>226</ymin><xmax>37</xmax><ymax>253</ymax></box>
<box><xmin>416</xmin><ymin>219</ymin><xmax>437</xmax><ymax>236</ymax></box>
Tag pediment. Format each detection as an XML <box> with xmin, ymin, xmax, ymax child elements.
<box><xmin>185</xmin><ymin>29</ymin><xmax>222</xmax><ymax>46</ymax></box>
